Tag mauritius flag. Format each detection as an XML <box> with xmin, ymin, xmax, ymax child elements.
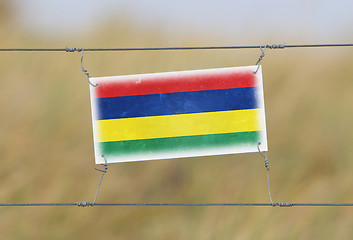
<box><xmin>90</xmin><ymin>66</ymin><xmax>267</xmax><ymax>164</ymax></box>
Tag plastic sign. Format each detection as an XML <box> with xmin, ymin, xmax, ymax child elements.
<box><xmin>90</xmin><ymin>66</ymin><xmax>267</xmax><ymax>164</ymax></box>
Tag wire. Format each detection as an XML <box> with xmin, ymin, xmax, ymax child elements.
<box><xmin>94</xmin><ymin>203</ymin><xmax>353</xmax><ymax>207</ymax></box>
<box><xmin>92</xmin><ymin>155</ymin><xmax>108</xmax><ymax>205</ymax></box>
<box><xmin>1</xmin><ymin>42</ymin><xmax>352</xmax><ymax>208</ymax></box>
<box><xmin>0</xmin><ymin>43</ymin><xmax>353</xmax><ymax>52</ymax></box>
<box><xmin>0</xmin><ymin>202</ymin><xmax>353</xmax><ymax>207</ymax></box>
<box><xmin>0</xmin><ymin>203</ymin><xmax>77</xmax><ymax>206</ymax></box>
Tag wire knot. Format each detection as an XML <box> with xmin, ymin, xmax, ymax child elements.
<box><xmin>264</xmin><ymin>159</ymin><xmax>269</xmax><ymax>169</ymax></box>
<box><xmin>274</xmin><ymin>202</ymin><xmax>294</xmax><ymax>207</ymax></box>
<box><xmin>253</xmin><ymin>43</ymin><xmax>286</xmax><ymax>74</ymax></box>
<box><xmin>257</xmin><ymin>142</ymin><xmax>273</xmax><ymax>205</ymax></box>
<box><xmin>257</xmin><ymin>142</ymin><xmax>270</xmax><ymax>171</ymax></box>
<box><xmin>76</xmin><ymin>202</ymin><xmax>93</xmax><ymax>207</ymax></box>
<box><xmin>95</xmin><ymin>154</ymin><xmax>108</xmax><ymax>173</ymax></box>
<box><xmin>92</xmin><ymin>154</ymin><xmax>109</xmax><ymax>206</ymax></box>
<box><xmin>80</xmin><ymin>49</ymin><xmax>98</xmax><ymax>87</ymax></box>
<box><xmin>65</xmin><ymin>47</ymin><xmax>82</xmax><ymax>52</ymax></box>
<box><xmin>253</xmin><ymin>46</ymin><xmax>267</xmax><ymax>74</ymax></box>
<box><xmin>267</xmin><ymin>43</ymin><xmax>286</xmax><ymax>49</ymax></box>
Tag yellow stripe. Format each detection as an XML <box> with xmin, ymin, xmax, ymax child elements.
<box><xmin>95</xmin><ymin>109</ymin><xmax>261</xmax><ymax>142</ymax></box>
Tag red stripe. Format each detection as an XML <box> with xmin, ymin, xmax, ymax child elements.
<box><xmin>93</xmin><ymin>69</ymin><xmax>256</xmax><ymax>98</ymax></box>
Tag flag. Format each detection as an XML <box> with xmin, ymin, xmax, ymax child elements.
<box><xmin>90</xmin><ymin>66</ymin><xmax>267</xmax><ymax>164</ymax></box>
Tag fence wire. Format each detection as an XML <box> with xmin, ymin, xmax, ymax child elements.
<box><xmin>1</xmin><ymin>202</ymin><xmax>353</xmax><ymax>207</ymax></box>
<box><xmin>0</xmin><ymin>43</ymin><xmax>352</xmax><ymax>52</ymax></box>
<box><xmin>1</xmin><ymin>42</ymin><xmax>353</xmax><ymax>207</ymax></box>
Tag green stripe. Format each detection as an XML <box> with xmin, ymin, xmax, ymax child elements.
<box><xmin>98</xmin><ymin>131</ymin><xmax>260</xmax><ymax>157</ymax></box>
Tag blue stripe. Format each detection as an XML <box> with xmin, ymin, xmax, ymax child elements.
<box><xmin>96</xmin><ymin>87</ymin><xmax>258</xmax><ymax>120</ymax></box>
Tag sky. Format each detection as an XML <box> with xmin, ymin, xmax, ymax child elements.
<box><xmin>10</xmin><ymin>0</ymin><xmax>353</xmax><ymax>43</ymax></box>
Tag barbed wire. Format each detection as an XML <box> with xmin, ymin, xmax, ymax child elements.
<box><xmin>0</xmin><ymin>43</ymin><xmax>352</xmax><ymax>52</ymax></box>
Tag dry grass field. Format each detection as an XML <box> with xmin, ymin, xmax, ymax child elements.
<box><xmin>1</xmin><ymin>6</ymin><xmax>353</xmax><ymax>239</ymax></box>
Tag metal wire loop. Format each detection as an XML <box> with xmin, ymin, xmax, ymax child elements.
<box><xmin>257</xmin><ymin>142</ymin><xmax>274</xmax><ymax>206</ymax></box>
<box><xmin>80</xmin><ymin>49</ymin><xmax>98</xmax><ymax>87</ymax></box>
<box><xmin>92</xmin><ymin>154</ymin><xmax>109</xmax><ymax>206</ymax></box>
<box><xmin>253</xmin><ymin>43</ymin><xmax>285</xmax><ymax>74</ymax></box>
<box><xmin>95</xmin><ymin>154</ymin><xmax>108</xmax><ymax>173</ymax></box>
<box><xmin>253</xmin><ymin>46</ymin><xmax>267</xmax><ymax>74</ymax></box>
<box><xmin>257</xmin><ymin>142</ymin><xmax>269</xmax><ymax>169</ymax></box>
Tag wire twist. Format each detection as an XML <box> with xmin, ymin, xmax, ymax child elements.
<box><xmin>2</xmin><ymin>202</ymin><xmax>353</xmax><ymax>207</ymax></box>
<box><xmin>65</xmin><ymin>47</ymin><xmax>82</xmax><ymax>52</ymax></box>
<box><xmin>257</xmin><ymin>142</ymin><xmax>274</xmax><ymax>206</ymax></box>
<box><xmin>266</xmin><ymin>43</ymin><xmax>286</xmax><ymax>49</ymax></box>
<box><xmin>253</xmin><ymin>43</ymin><xmax>285</xmax><ymax>74</ymax></box>
<box><xmin>76</xmin><ymin>202</ymin><xmax>93</xmax><ymax>207</ymax></box>
<box><xmin>253</xmin><ymin>46</ymin><xmax>267</xmax><ymax>74</ymax></box>
<box><xmin>80</xmin><ymin>49</ymin><xmax>98</xmax><ymax>87</ymax></box>
<box><xmin>92</xmin><ymin>154</ymin><xmax>108</xmax><ymax>206</ymax></box>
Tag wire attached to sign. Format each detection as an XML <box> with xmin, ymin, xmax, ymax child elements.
<box><xmin>76</xmin><ymin>155</ymin><xmax>109</xmax><ymax>207</ymax></box>
<box><xmin>253</xmin><ymin>46</ymin><xmax>267</xmax><ymax>74</ymax></box>
<box><xmin>92</xmin><ymin>154</ymin><xmax>108</xmax><ymax>206</ymax></box>
<box><xmin>80</xmin><ymin>49</ymin><xmax>98</xmax><ymax>87</ymax></box>
<box><xmin>252</xmin><ymin>43</ymin><xmax>286</xmax><ymax>74</ymax></box>
<box><xmin>257</xmin><ymin>142</ymin><xmax>274</xmax><ymax>205</ymax></box>
<box><xmin>2</xmin><ymin>42</ymin><xmax>353</xmax><ymax>208</ymax></box>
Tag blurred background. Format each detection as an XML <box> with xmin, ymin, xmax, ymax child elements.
<box><xmin>1</xmin><ymin>0</ymin><xmax>353</xmax><ymax>239</ymax></box>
